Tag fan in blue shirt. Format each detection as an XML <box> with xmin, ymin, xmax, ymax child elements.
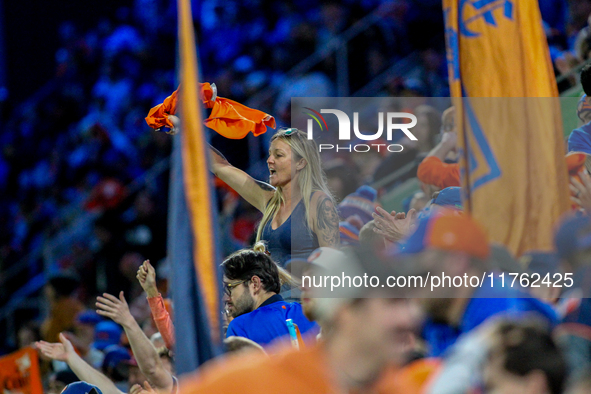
<box><xmin>222</xmin><ymin>243</ymin><xmax>319</xmax><ymax>347</ymax></box>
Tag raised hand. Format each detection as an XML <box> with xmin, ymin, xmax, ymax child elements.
<box><xmin>440</xmin><ymin>131</ymin><xmax>457</xmax><ymax>149</ymax></box>
<box><xmin>372</xmin><ymin>207</ymin><xmax>418</xmax><ymax>243</ymax></box>
<box><xmin>137</xmin><ymin>260</ymin><xmax>158</xmax><ymax>298</ymax></box>
<box><xmin>35</xmin><ymin>332</ymin><xmax>75</xmax><ymax>362</ymax></box>
<box><xmin>96</xmin><ymin>291</ymin><xmax>135</xmax><ymax>328</ymax></box>
<box><xmin>166</xmin><ymin>115</ymin><xmax>180</xmax><ymax>135</ymax></box>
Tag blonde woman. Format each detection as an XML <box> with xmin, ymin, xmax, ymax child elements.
<box><xmin>209</xmin><ymin>128</ymin><xmax>339</xmax><ymax>266</ymax></box>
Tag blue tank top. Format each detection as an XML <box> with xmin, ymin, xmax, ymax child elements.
<box><xmin>261</xmin><ymin>199</ymin><xmax>319</xmax><ymax>267</ymax></box>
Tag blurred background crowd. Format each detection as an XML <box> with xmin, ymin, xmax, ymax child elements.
<box><xmin>3</xmin><ymin>0</ymin><xmax>591</xmax><ymax>393</ymax></box>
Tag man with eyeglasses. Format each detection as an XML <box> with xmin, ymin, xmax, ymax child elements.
<box><xmin>181</xmin><ymin>246</ymin><xmax>422</xmax><ymax>394</ymax></box>
<box><xmin>221</xmin><ymin>245</ymin><xmax>319</xmax><ymax>347</ymax></box>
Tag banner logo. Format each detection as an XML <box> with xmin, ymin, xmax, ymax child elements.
<box><xmin>459</xmin><ymin>0</ymin><xmax>514</xmax><ymax>38</ymax></box>
<box><xmin>445</xmin><ymin>0</ymin><xmax>514</xmax><ymax>82</ymax></box>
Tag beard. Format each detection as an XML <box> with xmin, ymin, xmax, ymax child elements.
<box><xmin>231</xmin><ymin>291</ymin><xmax>256</xmax><ymax>318</ymax></box>
<box><xmin>302</xmin><ymin>298</ymin><xmax>317</xmax><ymax>322</ymax></box>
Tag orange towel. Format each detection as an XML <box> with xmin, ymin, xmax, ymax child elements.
<box><xmin>145</xmin><ymin>84</ymin><xmax>275</xmax><ymax>139</ymax></box>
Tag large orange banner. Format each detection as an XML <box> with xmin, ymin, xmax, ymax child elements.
<box><xmin>443</xmin><ymin>0</ymin><xmax>570</xmax><ymax>255</ymax></box>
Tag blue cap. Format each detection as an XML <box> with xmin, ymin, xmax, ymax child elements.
<box><xmin>76</xmin><ymin>311</ymin><xmax>103</xmax><ymax>326</ymax></box>
<box><xmin>93</xmin><ymin>321</ymin><xmax>122</xmax><ymax>351</ymax></box>
<box><xmin>61</xmin><ymin>382</ymin><xmax>103</xmax><ymax>394</ymax></box>
<box><xmin>555</xmin><ymin>214</ymin><xmax>591</xmax><ymax>260</ymax></box>
<box><xmin>338</xmin><ymin>185</ymin><xmax>378</xmax><ymax>224</ymax></box>
<box><xmin>432</xmin><ymin>187</ymin><xmax>462</xmax><ymax>210</ymax></box>
<box><xmin>102</xmin><ymin>345</ymin><xmax>131</xmax><ymax>371</ymax></box>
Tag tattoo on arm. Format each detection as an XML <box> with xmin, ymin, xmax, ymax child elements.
<box><xmin>254</xmin><ymin>179</ymin><xmax>276</xmax><ymax>192</ymax></box>
<box><xmin>316</xmin><ymin>197</ymin><xmax>340</xmax><ymax>246</ymax></box>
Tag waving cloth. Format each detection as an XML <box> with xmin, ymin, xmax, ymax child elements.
<box><xmin>145</xmin><ymin>83</ymin><xmax>276</xmax><ymax>139</ymax></box>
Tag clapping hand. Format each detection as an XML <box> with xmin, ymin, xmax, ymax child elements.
<box><xmin>570</xmin><ymin>170</ymin><xmax>591</xmax><ymax>212</ymax></box>
<box><xmin>372</xmin><ymin>207</ymin><xmax>417</xmax><ymax>242</ymax></box>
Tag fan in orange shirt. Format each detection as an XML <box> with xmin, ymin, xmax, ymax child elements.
<box><xmin>416</xmin><ymin>107</ymin><xmax>460</xmax><ymax>190</ymax></box>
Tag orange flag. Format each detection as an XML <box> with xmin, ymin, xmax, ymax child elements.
<box><xmin>443</xmin><ymin>0</ymin><xmax>570</xmax><ymax>255</ymax></box>
<box><xmin>145</xmin><ymin>84</ymin><xmax>275</xmax><ymax>139</ymax></box>
<box><xmin>0</xmin><ymin>348</ymin><xmax>43</xmax><ymax>394</ymax></box>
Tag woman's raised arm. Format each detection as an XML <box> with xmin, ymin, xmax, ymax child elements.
<box><xmin>209</xmin><ymin>145</ymin><xmax>275</xmax><ymax>212</ymax></box>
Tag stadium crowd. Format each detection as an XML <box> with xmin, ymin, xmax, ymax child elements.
<box><xmin>0</xmin><ymin>0</ymin><xmax>449</xmax><ymax>313</ymax></box>
<box><xmin>5</xmin><ymin>0</ymin><xmax>591</xmax><ymax>393</ymax></box>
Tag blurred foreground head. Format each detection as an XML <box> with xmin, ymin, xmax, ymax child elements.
<box><xmin>302</xmin><ymin>247</ymin><xmax>422</xmax><ymax>366</ymax></box>
<box><xmin>61</xmin><ymin>382</ymin><xmax>102</xmax><ymax>394</ymax></box>
<box><xmin>555</xmin><ymin>213</ymin><xmax>591</xmax><ymax>272</ymax></box>
<box><xmin>391</xmin><ymin>209</ymin><xmax>490</xmax><ymax>322</ymax></box>
<box><xmin>223</xmin><ymin>336</ymin><xmax>266</xmax><ymax>356</ymax></box>
<box><xmin>483</xmin><ymin>319</ymin><xmax>566</xmax><ymax>394</ymax></box>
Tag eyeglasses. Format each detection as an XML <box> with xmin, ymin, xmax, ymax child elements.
<box><xmin>284</xmin><ymin>128</ymin><xmax>297</xmax><ymax>136</ymax></box>
<box><xmin>223</xmin><ymin>279</ymin><xmax>247</xmax><ymax>297</ymax></box>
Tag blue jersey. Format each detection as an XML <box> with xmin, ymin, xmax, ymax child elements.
<box><xmin>423</xmin><ymin>279</ymin><xmax>558</xmax><ymax>357</ymax></box>
<box><xmin>226</xmin><ymin>294</ymin><xmax>320</xmax><ymax>347</ymax></box>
